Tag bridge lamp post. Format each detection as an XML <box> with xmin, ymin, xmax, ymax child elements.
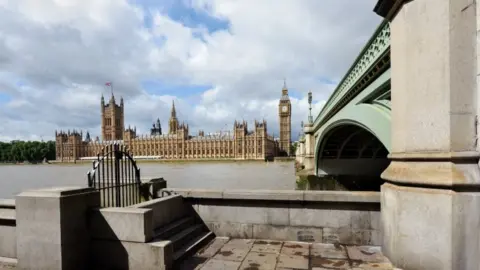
<box><xmin>308</xmin><ymin>91</ymin><xmax>313</xmax><ymax>124</ymax></box>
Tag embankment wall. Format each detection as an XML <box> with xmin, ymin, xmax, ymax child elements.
<box><xmin>161</xmin><ymin>189</ymin><xmax>381</xmax><ymax>245</ymax></box>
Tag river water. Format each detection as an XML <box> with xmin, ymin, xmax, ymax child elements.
<box><xmin>0</xmin><ymin>161</ymin><xmax>295</xmax><ymax>199</ymax></box>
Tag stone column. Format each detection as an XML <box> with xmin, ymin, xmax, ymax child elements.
<box><xmin>376</xmin><ymin>0</ymin><xmax>480</xmax><ymax>269</ymax></box>
<box><xmin>303</xmin><ymin>123</ymin><xmax>315</xmax><ymax>172</ymax></box>
<box><xmin>16</xmin><ymin>187</ymin><xmax>100</xmax><ymax>270</ymax></box>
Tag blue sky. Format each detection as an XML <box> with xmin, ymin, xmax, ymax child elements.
<box><xmin>0</xmin><ymin>92</ymin><xmax>11</xmax><ymax>104</ymax></box>
<box><xmin>137</xmin><ymin>0</ymin><xmax>229</xmax><ymax>32</ymax></box>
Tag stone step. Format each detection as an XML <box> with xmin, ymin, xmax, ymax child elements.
<box><xmin>153</xmin><ymin>216</ymin><xmax>195</xmax><ymax>239</ymax></box>
<box><xmin>173</xmin><ymin>231</ymin><xmax>215</xmax><ymax>263</ymax></box>
<box><xmin>0</xmin><ymin>200</ymin><xmax>15</xmax><ymax>209</ymax></box>
<box><xmin>0</xmin><ymin>209</ymin><xmax>15</xmax><ymax>226</ymax></box>
<box><xmin>167</xmin><ymin>224</ymin><xmax>205</xmax><ymax>251</ymax></box>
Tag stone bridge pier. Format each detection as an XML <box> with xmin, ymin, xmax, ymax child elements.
<box><xmin>376</xmin><ymin>0</ymin><xmax>480</xmax><ymax>269</ymax></box>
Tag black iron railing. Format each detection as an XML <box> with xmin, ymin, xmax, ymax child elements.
<box><xmin>87</xmin><ymin>143</ymin><xmax>141</xmax><ymax>207</ymax></box>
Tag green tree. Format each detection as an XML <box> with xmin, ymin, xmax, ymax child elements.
<box><xmin>291</xmin><ymin>142</ymin><xmax>298</xmax><ymax>156</ymax></box>
<box><xmin>0</xmin><ymin>140</ymin><xmax>56</xmax><ymax>163</ymax></box>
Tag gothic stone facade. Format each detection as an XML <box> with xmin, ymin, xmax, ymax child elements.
<box><xmin>55</xmin><ymin>91</ymin><xmax>287</xmax><ymax>161</ymax></box>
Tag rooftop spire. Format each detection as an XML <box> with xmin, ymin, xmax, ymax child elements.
<box><xmin>171</xmin><ymin>100</ymin><xmax>176</xmax><ymax>118</ymax></box>
<box><xmin>282</xmin><ymin>78</ymin><xmax>288</xmax><ymax>96</ymax></box>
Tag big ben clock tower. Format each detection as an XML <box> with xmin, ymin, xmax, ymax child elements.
<box><xmin>278</xmin><ymin>80</ymin><xmax>292</xmax><ymax>156</ymax></box>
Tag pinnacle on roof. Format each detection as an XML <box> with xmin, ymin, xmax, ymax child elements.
<box><xmin>171</xmin><ymin>100</ymin><xmax>176</xmax><ymax>117</ymax></box>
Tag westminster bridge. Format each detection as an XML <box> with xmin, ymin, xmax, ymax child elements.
<box><xmin>296</xmin><ymin>0</ymin><xmax>480</xmax><ymax>269</ymax></box>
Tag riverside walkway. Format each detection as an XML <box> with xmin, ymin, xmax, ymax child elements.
<box><xmin>180</xmin><ymin>238</ymin><xmax>397</xmax><ymax>270</ymax></box>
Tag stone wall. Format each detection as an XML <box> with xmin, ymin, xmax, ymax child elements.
<box><xmin>161</xmin><ymin>189</ymin><xmax>381</xmax><ymax>246</ymax></box>
<box><xmin>0</xmin><ymin>199</ymin><xmax>16</xmax><ymax>258</ymax></box>
<box><xmin>0</xmin><ymin>199</ymin><xmax>17</xmax><ymax>268</ymax></box>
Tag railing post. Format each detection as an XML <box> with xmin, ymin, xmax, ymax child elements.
<box><xmin>114</xmin><ymin>144</ymin><xmax>121</xmax><ymax>207</ymax></box>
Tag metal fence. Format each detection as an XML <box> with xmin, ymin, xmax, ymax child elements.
<box><xmin>87</xmin><ymin>143</ymin><xmax>141</xmax><ymax>207</ymax></box>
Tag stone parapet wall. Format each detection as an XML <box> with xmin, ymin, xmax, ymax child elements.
<box><xmin>0</xmin><ymin>199</ymin><xmax>16</xmax><ymax>260</ymax></box>
<box><xmin>161</xmin><ymin>189</ymin><xmax>381</xmax><ymax>245</ymax></box>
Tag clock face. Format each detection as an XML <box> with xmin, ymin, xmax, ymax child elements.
<box><xmin>282</xmin><ymin>106</ymin><xmax>288</xmax><ymax>112</ymax></box>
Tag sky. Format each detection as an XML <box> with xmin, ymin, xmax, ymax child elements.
<box><xmin>0</xmin><ymin>0</ymin><xmax>382</xmax><ymax>142</ymax></box>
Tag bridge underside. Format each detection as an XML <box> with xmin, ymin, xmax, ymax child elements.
<box><xmin>317</xmin><ymin>124</ymin><xmax>389</xmax><ymax>191</ymax></box>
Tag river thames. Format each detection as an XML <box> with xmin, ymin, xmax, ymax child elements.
<box><xmin>0</xmin><ymin>161</ymin><xmax>295</xmax><ymax>199</ymax></box>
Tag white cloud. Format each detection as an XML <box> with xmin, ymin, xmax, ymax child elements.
<box><xmin>0</xmin><ymin>0</ymin><xmax>382</xmax><ymax>142</ymax></box>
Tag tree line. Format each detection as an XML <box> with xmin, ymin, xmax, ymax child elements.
<box><xmin>0</xmin><ymin>141</ymin><xmax>56</xmax><ymax>163</ymax></box>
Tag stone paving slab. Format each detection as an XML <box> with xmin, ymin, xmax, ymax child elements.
<box><xmin>281</xmin><ymin>241</ymin><xmax>310</xmax><ymax>257</ymax></box>
<box><xmin>311</xmin><ymin>243</ymin><xmax>347</xmax><ymax>259</ymax></box>
<box><xmin>277</xmin><ymin>254</ymin><xmax>309</xmax><ymax>269</ymax></box>
<box><xmin>202</xmin><ymin>259</ymin><xmax>242</xmax><ymax>270</ymax></box>
<box><xmin>197</xmin><ymin>237</ymin><xmax>230</xmax><ymax>258</ymax></box>
<box><xmin>251</xmin><ymin>240</ymin><xmax>283</xmax><ymax>254</ymax></box>
<box><xmin>183</xmin><ymin>237</ymin><xmax>398</xmax><ymax>270</ymax></box>
<box><xmin>239</xmin><ymin>252</ymin><xmax>277</xmax><ymax>270</ymax></box>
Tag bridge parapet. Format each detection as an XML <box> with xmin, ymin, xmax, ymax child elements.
<box><xmin>313</xmin><ymin>21</ymin><xmax>390</xmax><ymax>131</ymax></box>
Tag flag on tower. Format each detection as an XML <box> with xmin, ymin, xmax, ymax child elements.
<box><xmin>105</xmin><ymin>82</ymin><xmax>113</xmax><ymax>96</ymax></box>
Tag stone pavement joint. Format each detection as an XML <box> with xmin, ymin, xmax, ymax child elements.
<box><xmin>178</xmin><ymin>237</ymin><xmax>400</xmax><ymax>270</ymax></box>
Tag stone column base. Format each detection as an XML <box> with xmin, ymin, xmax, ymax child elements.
<box><xmin>381</xmin><ymin>182</ymin><xmax>480</xmax><ymax>270</ymax></box>
<box><xmin>303</xmin><ymin>155</ymin><xmax>315</xmax><ymax>171</ymax></box>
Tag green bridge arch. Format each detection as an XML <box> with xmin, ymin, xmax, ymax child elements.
<box><xmin>314</xmin><ymin>102</ymin><xmax>391</xmax><ymax>176</ymax></box>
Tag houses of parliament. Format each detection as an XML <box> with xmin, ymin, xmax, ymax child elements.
<box><xmin>55</xmin><ymin>84</ymin><xmax>292</xmax><ymax>161</ymax></box>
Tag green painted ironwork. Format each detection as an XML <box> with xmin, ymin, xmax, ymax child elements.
<box><xmin>313</xmin><ymin>20</ymin><xmax>391</xmax><ymax>131</ymax></box>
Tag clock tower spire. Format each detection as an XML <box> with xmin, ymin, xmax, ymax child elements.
<box><xmin>278</xmin><ymin>80</ymin><xmax>292</xmax><ymax>156</ymax></box>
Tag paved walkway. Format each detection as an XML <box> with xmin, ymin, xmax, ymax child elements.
<box><xmin>179</xmin><ymin>238</ymin><xmax>399</xmax><ymax>270</ymax></box>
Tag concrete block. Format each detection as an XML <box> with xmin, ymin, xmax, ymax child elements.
<box><xmin>15</xmin><ymin>187</ymin><xmax>98</xmax><ymax>270</ymax></box>
<box><xmin>303</xmin><ymin>191</ymin><xmax>380</xmax><ymax>203</ymax></box>
<box><xmin>198</xmin><ymin>204</ymin><xmax>268</xmax><ymax>224</ymax></box>
<box><xmin>381</xmin><ymin>183</ymin><xmax>454</xmax><ymax>270</ymax></box>
<box><xmin>265</xmin><ymin>204</ymin><xmax>290</xmax><ymax>226</ymax></box>
<box><xmin>90</xmin><ymin>207</ymin><xmax>153</xmax><ymax>242</ymax></box>
<box><xmin>132</xmin><ymin>195</ymin><xmax>186</xmax><ymax>228</ymax></box>
<box><xmin>149</xmin><ymin>178</ymin><xmax>167</xmax><ymax>198</ymax></box>
<box><xmin>289</xmin><ymin>207</ymin><xmax>352</xmax><ymax>228</ymax></box>
<box><xmin>0</xmin><ymin>225</ymin><xmax>16</xmax><ymax>258</ymax></box>
<box><xmin>370</xmin><ymin>211</ymin><xmax>381</xmax><ymax>231</ymax></box>
<box><xmin>252</xmin><ymin>224</ymin><xmax>322</xmax><ymax>242</ymax></box>
<box><xmin>222</xmin><ymin>190</ymin><xmax>304</xmax><ymax>201</ymax></box>
<box><xmin>350</xmin><ymin>210</ymin><xmax>374</xmax><ymax>230</ymax></box>
<box><xmin>90</xmin><ymin>239</ymin><xmax>173</xmax><ymax>270</ymax></box>
<box><xmin>207</xmin><ymin>222</ymin><xmax>253</xmax><ymax>239</ymax></box>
